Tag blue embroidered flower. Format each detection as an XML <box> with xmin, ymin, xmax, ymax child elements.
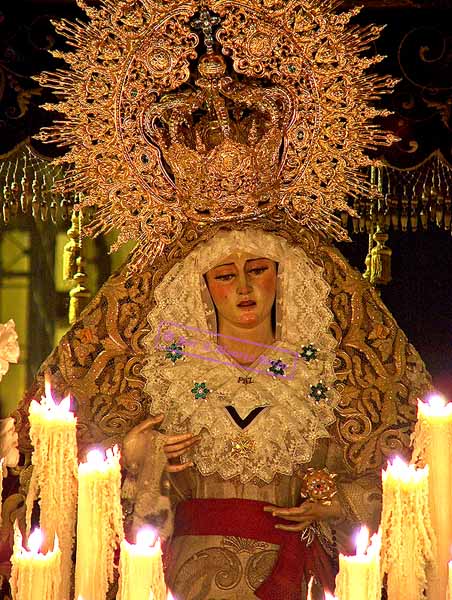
<box><xmin>299</xmin><ymin>344</ymin><xmax>318</xmax><ymax>362</ymax></box>
<box><xmin>165</xmin><ymin>342</ymin><xmax>184</xmax><ymax>363</ymax></box>
<box><xmin>268</xmin><ymin>358</ymin><xmax>287</xmax><ymax>377</ymax></box>
<box><xmin>191</xmin><ymin>381</ymin><xmax>210</xmax><ymax>400</ymax></box>
<box><xmin>309</xmin><ymin>381</ymin><xmax>328</xmax><ymax>402</ymax></box>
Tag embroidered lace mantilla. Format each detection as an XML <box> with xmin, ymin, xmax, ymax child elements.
<box><xmin>142</xmin><ymin>229</ymin><xmax>339</xmax><ymax>484</ymax></box>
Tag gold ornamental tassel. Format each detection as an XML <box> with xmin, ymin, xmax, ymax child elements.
<box><xmin>363</xmin><ymin>227</ymin><xmax>374</xmax><ymax>281</ymax></box>
<box><xmin>68</xmin><ymin>255</ymin><xmax>91</xmax><ymax>325</ymax></box>
<box><xmin>68</xmin><ymin>209</ymin><xmax>91</xmax><ymax>324</ymax></box>
<box><xmin>63</xmin><ymin>210</ymin><xmax>79</xmax><ymax>281</ymax></box>
<box><xmin>370</xmin><ymin>228</ymin><xmax>392</xmax><ymax>286</ymax></box>
<box><xmin>31</xmin><ymin>173</ymin><xmax>41</xmax><ymax>220</ymax></box>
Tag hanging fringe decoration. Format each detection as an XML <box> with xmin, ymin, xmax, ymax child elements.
<box><xmin>68</xmin><ymin>257</ymin><xmax>91</xmax><ymax>325</ymax></box>
<box><xmin>340</xmin><ymin>151</ymin><xmax>452</xmax><ymax>237</ymax></box>
<box><xmin>0</xmin><ymin>142</ymin><xmax>71</xmax><ymax>224</ymax></box>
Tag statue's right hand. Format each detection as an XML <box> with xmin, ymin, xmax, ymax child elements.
<box><xmin>123</xmin><ymin>414</ymin><xmax>166</xmax><ymax>472</ymax></box>
<box><xmin>123</xmin><ymin>414</ymin><xmax>200</xmax><ymax>474</ymax></box>
<box><xmin>162</xmin><ymin>432</ymin><xmax>201</xmax><ymax>473</ymax></box>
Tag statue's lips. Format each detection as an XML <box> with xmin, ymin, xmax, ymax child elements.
<box><xmin>237</xmin><ymin>300</ymin><xmax>256</xmax><ymax>307</ymax></box>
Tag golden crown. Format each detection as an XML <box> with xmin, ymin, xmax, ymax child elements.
<box><xmin>143</xmin><ymin>52</ymin><xmax>294</xmax><ymax>221</ymax></box>
<box><xmin>37</xmin><ymin>0</ymin><xmax>397</xmax><ymax>272</ymax></box>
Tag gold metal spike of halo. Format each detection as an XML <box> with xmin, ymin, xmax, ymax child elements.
<box><xmin>37</xmin><ymin>0</ymin><xmax>398</xmax><ymax>273</ymax></box>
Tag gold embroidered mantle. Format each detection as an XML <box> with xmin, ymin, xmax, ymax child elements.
<box><xmin>11</xmin><ymin>223</ymin><xmax>431</xmax><ymax>475</ymax></box>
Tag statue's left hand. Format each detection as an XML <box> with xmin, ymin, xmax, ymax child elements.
<box><xmin>263</xmin><ymin>497</ymin><xmax>344</xmax><ymax>531</ymax></box>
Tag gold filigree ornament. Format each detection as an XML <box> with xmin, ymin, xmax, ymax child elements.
<box><xmin>36</xmin><ymin>0</ymin><xmax>398</xmax><ymax>273</ymax></box>
<box><xmin>299</xmin><ymin>467</ymin><xmax>338</xmax><ymax>505</ymax></box>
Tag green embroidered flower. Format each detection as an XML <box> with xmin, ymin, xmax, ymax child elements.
<box><xmin>309</xmin><ymin>381</ymin><xmax>328</xmax><ymax>402</ymax></box>
<box><xmin>165</xmin><ymin>342</ymin><xmax>184</xmax><ymax>363</ymax></box>
<box><xmin>299</xmin><ymin>344</ymin><xmax>318</xmax><ymax>362</ymax></box>
<box><xmin>191</xmin><ymin>381</ymin><xmax>210</xmax><ymax>400</ymax></box>
<box><xmin>268</xmin><ymin>358</ymin><xmax>287</xmax><ymax>377</ymax></box>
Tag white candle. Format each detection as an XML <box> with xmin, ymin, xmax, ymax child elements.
<box><xmin>334</xmin><ymin>526</ymin><xmax>381</xmax><ymax>600</ymax></box>
<box><xmin>26</xmin><ymin>380</ymin><xmax>78</xmax><ymax>600</ymax></box>
<box><xmin>380</xmin><ymin>457</ymin><xmax>435</xmax><ymax>600</ymax></box>
<box><xmin>117</xmin><ymin>528</ymin><xmax>166</xmax><ymax>600</ymax></box>
<box><xmin>10</xmin><ymin>525</ymin><xmax>61</xmax><ymax>600</ymax></box>
<box><xmin>0</xmin><ymin>457</ymin><xmax>4</xmax><ymax>527</ymax></box>
<box><xmin>412</xmin><ymin>394</ymin><xmax>452</xmax><ymax>600</ymax></box>
<box><xmin>448</xmin><ymin>560</ymin><xmax>452</xmax><ymax>600</ymax></box>
<box><xmin>74</xmin><ymin>446</ymin><xmax>124</xmax><ymax>600</ymax></box>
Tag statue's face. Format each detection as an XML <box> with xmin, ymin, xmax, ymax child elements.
<box><xmin>205</xmin><ymin>252</ymin><xmax>277</xmax><ymax>330</ymax></box>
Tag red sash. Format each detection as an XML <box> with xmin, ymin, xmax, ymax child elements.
<box><xmin>170</xmin><ymin>498</ymin><xmax>336</xmax><ymax>600</ymax></box>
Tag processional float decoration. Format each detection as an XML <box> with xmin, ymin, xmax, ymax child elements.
<box><xmin>10</xmin><ymin>0</ymin><xmax>407</xmax><ymax>598</ymax></box>
<box><xmin>37</xmin><ymin>0</ymin><xmax>397</xmax><ymax>274</ymax></box>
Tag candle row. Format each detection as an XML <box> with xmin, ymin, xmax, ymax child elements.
<box><xmin>9</xmin><ymin>383</ymin><xmax>169</xmax><ymax>600</ymax></box>
<box><xmin>332</xmin><ymin>393</ymin><xmax>452</xmax><ymax>600</ymax></box>
<box><xmin>11</xmin><ymin>522</ymin><xmax>169</xmax><ymax>600</ymax></box>
<box><xmin>9</xmin><ymin>382</ymin><xmax>452</xmax><ymax>599</ymax></box>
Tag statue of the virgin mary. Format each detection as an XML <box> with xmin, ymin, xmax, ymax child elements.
<box><xmin>1</xmin><ymin>1</ymin><xmax>433</xmax><ymax>598</ymax></box>
<box><xmin>123</xmin><ymin>226</ymin><xmax>381</xmax><ymax>599</ymax></box>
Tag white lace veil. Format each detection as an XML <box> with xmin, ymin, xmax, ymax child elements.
<box><xmin>142</xmin><ymin>228</ymin><xmax>339</xmax><ymax>483</ymax></box>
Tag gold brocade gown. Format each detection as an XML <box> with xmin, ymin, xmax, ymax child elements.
<box><xmin>163</xmin><ymin>437</ymin><xmax>381</xmax><ymax>600</ymax></box>
<box><xmin>129</xmin><ymin>230</ymin><xmax>382</xmax><ymax>600</ymax></box>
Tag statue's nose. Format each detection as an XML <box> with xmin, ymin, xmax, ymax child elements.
<box><xmin>237</xmin><ymin>271</ymin><xmax>252</xmax><ymax>294</ymax></box>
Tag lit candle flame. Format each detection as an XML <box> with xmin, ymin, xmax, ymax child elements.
<box><xmin>60</xmin><ymin>395</ymin><xmax>71</xmax><ymax>412</ymax></box>
<box><xmin>80</xmin><ymin>446</ymin><xmax>120</xmax><ymax>476</ymax></box>
<box><xmin>167</xmin><ymin>591</ymin><xmax>176</xmax><ymax>600</ymax></box>
<box><xmin>136</xmin><ymin>527</ymin><xmax>158</xmax><ymax>548</ymax></box>
<box><xmin>418</xmin><ymin>394</ymin><xmax>452</xmax><ymax>418</ymax></box>
<box><xmin>42</xmin><ymin>378</ymin><xmax>72</xmax><ymax>415</ymax></box>
<box><xmin>28</xmin><ymin>528</ymin><xmax>43</xmax><ymax>554</ymax></box>
<box><xmin>86</xmin><ymin>449</ymin><xmax>105</xmax><ymax>466</ymax></box>
<box><xmin>355</xmin><ymin>525</ymin><xmax>370</xmax><ymax>556</ymax></box>
<box><xmin>427</xmin><ymin>393</ymin><xmax>447</xmax><ymax>410</ymax></box>
<box><xmin>385</xmin><ymin>456</ymin><xmax>410</xmax><ymax>483</ymax></box>
<box><xmin>307</xmin><ymin>576</ymin><xmax>313</xmax><ymax>599</ymax></box>
<box><xmin>324</xmin><ymin>594</ymin><xmax>337</xmax><ymax>600</ymax></box>
<box><xmin>368</xmin><ymin>528</ymin><xmax>382</xmax><ymax>557</ymax></box>
<box><xmin>44</xmin><ymin>377</ymin><xmax>54</xmax><ymax>404</ymax></box>
<box><xmin>383</xmin><ymin>456</ymin><xmax>429</xmax><ymax>485</ymax></box>
<box><xmin>391</xmin><ymin>455</ymin><xmax>408</xmax><ymax>470</ymax></box>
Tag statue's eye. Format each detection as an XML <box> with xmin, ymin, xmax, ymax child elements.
<box><xmin>215</xmin><ymin>273</ymin><xmax>235</xmax><ymax>281</ymax></box>
<box><xmin>249</xmin><ymin>267</ymin><xmax>268</xmax><ymax>275</ymax></box>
